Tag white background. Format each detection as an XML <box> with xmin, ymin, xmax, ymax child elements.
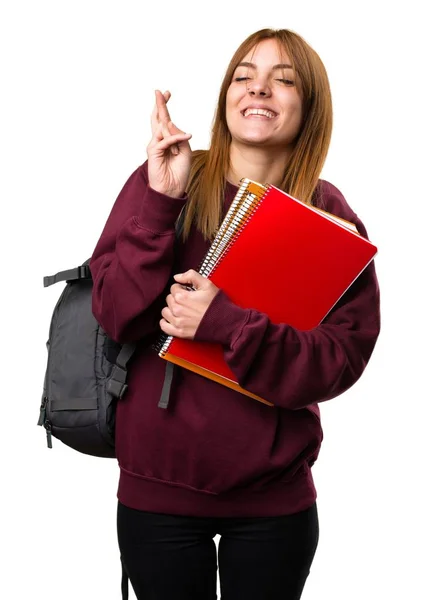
<box><xmin>1</xmin><ymin>1</ymin><xmax>431</xmax><ymax>598</ymax></box>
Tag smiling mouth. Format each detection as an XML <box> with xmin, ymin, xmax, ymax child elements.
<box><xmin>242</xmin><ymin>108</ymin><xmax>277</xmax><ymax>119</ymax></box>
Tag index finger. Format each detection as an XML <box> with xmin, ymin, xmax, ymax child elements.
<box><xmin>155</xmin><ymin>89</ymin><xmax>172</xmax><ymax>125</ymax></box>
<box><xmin>170</xmin><ymin>282</ymin><xmax>186</xmax><ymax>295</ymax></box>
<box><xmin>151</xmin><ymin>90</ymin><xmax>171</xmax><ymax>132</ymax></box>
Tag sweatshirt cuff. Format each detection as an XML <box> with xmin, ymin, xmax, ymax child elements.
<box><xmin>137</xmin><ymin>186</ymin><xmax>187</xmax><ymax>233</ymax></box>
<box><xmin>194</xmin><ymin>289</ymin><xmax>249</xmax><ymax>347</ymax></box>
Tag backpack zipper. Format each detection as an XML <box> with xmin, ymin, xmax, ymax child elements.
<box><xmin>39</xmin><ymin>288</ymin><xmax>67</xmax><ymax>449</ymax></box>
<box><xmin>37</xmin><ymin>396</ymin><xmax>48</xmax><ymax>426</ymax></box>
<box><xmin>37</xmin><ymin>397</ymin><xmax>53</xmax><ymax>448</ymax></box>
<box><xmin>44</xmin><ymin>420</ymin><xmax>53</xmax><ymax>449</ymax></box>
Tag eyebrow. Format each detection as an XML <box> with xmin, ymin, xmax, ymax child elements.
<box><xmin>236</xmin><ymin>61</ymin><xmax>293</xmax><ymax>70</ymax></box>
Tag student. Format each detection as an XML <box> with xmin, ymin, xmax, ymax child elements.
<box><xmin>90</xmin><ymin>27</ymin><xmax>380</xmax><ymax>600</ymax></box>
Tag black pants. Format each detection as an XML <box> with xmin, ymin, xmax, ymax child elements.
<box><xmin>117</xmin><ymin>501</ymin><xmax>319</xmax><ymax>600</ymax></box>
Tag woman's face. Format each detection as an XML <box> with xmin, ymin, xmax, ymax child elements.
<box><xmin>226</xmin><ymin>39</ymin><xmax>303</xmax><ymax>150</ymax></box>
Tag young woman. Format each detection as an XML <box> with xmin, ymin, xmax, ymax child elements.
<box><xmin>90</xmin><ymin>28</ymin><xmax>380</xmax><ymax>600</ymax></box>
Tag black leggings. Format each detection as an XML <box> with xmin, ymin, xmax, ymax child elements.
<box><xmin>117</xmin><ymin>501</ymin><xmax>319</xmax><ymax>600</ymax></box>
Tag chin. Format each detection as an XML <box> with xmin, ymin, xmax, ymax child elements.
<box><xmin>237</xmin><ymin>134</ymin><xmax>276</xmax><ymax>146</ymax></box>
<box><xmin>231</xmin><ymin>128</ymin><xmax>296</xmax><ymax>150</ymax></box>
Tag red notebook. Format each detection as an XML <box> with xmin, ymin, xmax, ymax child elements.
<box><xmin>156</xmin><ymin>179</ymin><xmax>377</xmax><ymax>406</ymax></box>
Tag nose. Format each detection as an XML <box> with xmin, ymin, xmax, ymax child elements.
<box><xmin>247</xmin><ymin>78</ymin><xmax>271</xmax><ymax>97</ymax></box>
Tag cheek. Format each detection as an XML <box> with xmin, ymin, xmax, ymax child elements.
<box><xmin>226</xmin><ymin>85</ymin><xmax>244</xmax><ymax>112</ymax></box>
<box><xmin>225</xmin><ymin>91</ymin><xmax>234</xmax><ymax>115</ymax></box>
<box><xmin>283</xmin><ymin>97</ymin><xmax>303</xmax><ymax>131</ymax></box>
<box><xmin>225</xmin><ymin>88</ymin><xmax>241</xmax><ymax>128</ymax></box>
<box><xmin>292</xmin><ymin>103</ymin><xmax>303</xmax><ymax>129</ymax></box>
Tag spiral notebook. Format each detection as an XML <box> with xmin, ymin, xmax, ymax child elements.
<box><xmin>155</xmin><ymin>179</ymin><xmax>378</xmax><ymax>406</ymax></box>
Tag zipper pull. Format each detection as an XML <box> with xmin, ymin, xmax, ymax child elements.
<box><xmin>37</xmin><ymin>397</ymin><xmax>48</xmax><ymax>426</ymax></box>
<box><xmin>45</xmin><ymin>420</ymin><xmax>53</xmax><ymax>449</ymax></box>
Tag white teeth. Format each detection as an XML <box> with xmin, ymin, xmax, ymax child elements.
<box><xmin>243</xmin><ymin>108</ymin><xmax>276</xmax><ymax>118</ymax></box>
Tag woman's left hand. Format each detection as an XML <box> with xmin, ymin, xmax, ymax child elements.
<box><xmin>160</xmin><ymin>270</ymin><xmax>219</xmax><ymax>339</ymax></box>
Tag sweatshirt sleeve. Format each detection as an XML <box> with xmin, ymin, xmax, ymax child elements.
<box><xmin>89</xmin><ymin>162</ymin><xmax>187</xmax><ymax>344</ymax></box>
<box><xmin>194</xmin><ymin>182</ymin><xmax>381</xmax><ymax>410</ymax></box>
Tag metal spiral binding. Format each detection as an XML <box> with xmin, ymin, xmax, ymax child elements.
<box><xmin>200</xmin><ymin>179</ymin><xmax>268</xmax><ymax>279</ymax></box>
<box><xmin>154</xmin><ymin>179</ymin><xmax>269</xmax><ymax>358</ymax></box>
<box><xmin>153</xmin><ymin>332</ymin><xmax>172</xmax><ymax>356</ymax></box>
<box><xmin>199</xmin><ymin>178</ymin><xmax>251</xmax><ymax>275</ymax></box>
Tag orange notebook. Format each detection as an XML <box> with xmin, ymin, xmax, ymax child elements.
<box><xmin>156</xmin><ymin>179</ymin><xmax>377</xmax><ymax>406</ymax></box>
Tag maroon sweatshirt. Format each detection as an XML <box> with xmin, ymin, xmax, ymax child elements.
<box><xmin>90</xmin><ymin>161</ymin><xmax>380</xmax><ymax>518</ymax></box>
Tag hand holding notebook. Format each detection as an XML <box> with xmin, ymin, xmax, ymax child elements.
<box><xmin>160</xmin><ymin>271</ymin><xmax>219</xmax><ymax>340</ymax></box>
<box><xmin>156</xmin><ymin>178</ymin><xmax>378</xmax><ymax>406</ymax></box>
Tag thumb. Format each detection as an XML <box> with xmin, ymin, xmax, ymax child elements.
<box><xmin>173</xmin><ymin>270</ymin><xmax>205</xmax><ymax>289</ymax></box>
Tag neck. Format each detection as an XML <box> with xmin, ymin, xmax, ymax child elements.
<box><xmin>226</xmin><ymin>142</ymin><xmax>292</xmax><ymax>188</ymax></box>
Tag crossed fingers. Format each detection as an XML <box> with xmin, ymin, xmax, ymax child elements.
<box><xmin>151</xmin><ymin>90</ymin><xmax>179</xmax><ymax>155</ymax></box>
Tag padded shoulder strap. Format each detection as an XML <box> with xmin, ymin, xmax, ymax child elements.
<box><xmin>115</xmin><ymin>343</ymin><xmax>136</xmax><ymax>370</ymax></box>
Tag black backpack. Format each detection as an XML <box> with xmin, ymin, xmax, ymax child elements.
<box><xmin>38</xmin><ymin>210</ymin><xmax>185</xmax><ymax>458</ymax></box>
<box><xmin>37</xmin><ymin>261</ymin><xmax>136</xmax><ymax>458</ymax></box>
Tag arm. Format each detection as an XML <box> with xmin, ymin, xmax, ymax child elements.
<box><xmin>194</xmin><ymin>255</ymin><xmax>380</xmax><ymax>410</ymax></box>
<box><xmin>171</xmin><ymin>185</ymin><xmax>380</xmax><ymax>410</ymax></box>
<box><xmin>90</xmin><ymin>163</ymin><xmax>187</xmax><ymax>343</ymax></box>
<box><xmin>90</xmin><ymin>89</ymin><xmax>192</xmax><ymax>344</ymax></box>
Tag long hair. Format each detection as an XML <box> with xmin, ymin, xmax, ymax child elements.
<box><xmin>182</xmin><ymin>28</ymin><xmax>333</xmax><ymax>240</ymax></box>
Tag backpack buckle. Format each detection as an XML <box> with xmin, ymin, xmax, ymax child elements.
<box><xmin>117</xmin><ymin>383</ymin><xmax>128</xmax><ymax>399</ymax></box>
<box><xmin>107</xmin><ymin>366</ymin><xmax>128</xmax><ymax>399</ymax></box>
<box><xmin>78</xmin><ymin>265</ymin><xmax>91</xmax><ymax>279</ymax></box>
<box><xmin>107</xmin><ymin>379</ymin><xmax>128</xmax><ymax>399</ymax></box>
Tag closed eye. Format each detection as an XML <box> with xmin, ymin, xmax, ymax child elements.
<box><xmin>234</xmin><ymin>76</ymin><xmax>295</xmax><ymax>86</ymax></box>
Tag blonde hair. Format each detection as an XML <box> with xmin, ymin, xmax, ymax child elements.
<box><xmin>183</xmin><ymin>28</ymin><xmax>333</xmax><ymax>240</ymax></box>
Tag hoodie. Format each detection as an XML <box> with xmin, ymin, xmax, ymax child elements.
<box><xmin>89</xmin><ymin>161</ymin><xmax>380</xmax><ymax>518</ymax></box>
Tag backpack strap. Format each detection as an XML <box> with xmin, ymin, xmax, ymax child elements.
<box><xmin>157</xmin><ymin>362</ymin><xmax>175</xmax><ymax>409</ymax></box>
<box><xmin>43</xmin><ymin>265</ymin><xmax>91</xmax><ymax>287</ymax></box>
<box><xmin>106</xmin><ymin>343</ymin><xmax>136</xmax><ymax>400</ymax></box>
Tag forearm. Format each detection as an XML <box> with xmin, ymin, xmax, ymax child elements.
<box><xmin>90</xmin><ymin>166</ymin><xmax>187</xmax><ymax>343</ymax></box>
<box><xmin>194</xmin><ymin>263</ymin><xmax>381</xmax><ymax>410</ymax></box>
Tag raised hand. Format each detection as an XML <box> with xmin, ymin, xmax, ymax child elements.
<box><xmin>147</xmin><ymin>90</ymin><xmax>193</xmax><ymax>198</ymax></box>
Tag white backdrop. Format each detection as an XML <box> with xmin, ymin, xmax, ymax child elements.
<box><xmin>1</xmin><ymin>1</ymin><xmax>431</xmax><ymax>598</ymax></box>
